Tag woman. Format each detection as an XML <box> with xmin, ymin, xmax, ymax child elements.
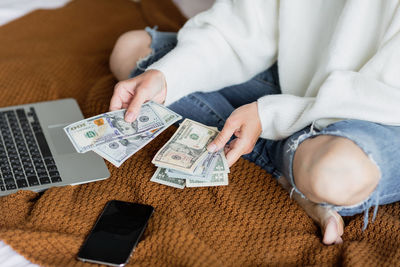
<box><xmin>108</xmin><ymin>0</ymin><xmax>400</xmax><ymax>245</ymax></box>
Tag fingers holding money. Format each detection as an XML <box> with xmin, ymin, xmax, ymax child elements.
<box><xmin>207</xmin><ymin>102</ymin><xmax>262</xmax><ymax>167</ymax></box>
<box><xmin>223</xmin><ymin>139</ymin><xmax>244</xmax><ymax>167</ymax></box>
<box><xmin>109</xmin><ymin>78</ymin><xmax>137</xmax><ymax>111</ymax></box>
<box><xmin>223</xmin><ymin>126</ymin><xmax>257</xmax><ymax>167</ymax></box>
<box><xmin>109</xmin><ymin>70</ymin><xmax>168</xmax><ymax>122</ymax></box>
<box><xmin>126</xmin><ymin>89</ymin><xmax>148</xmax><ymax>122</ymax></box>
<box><xmin>211</xmin><ymin>117</ymin><xmax>239</xmax><ymax>151</ymax></box>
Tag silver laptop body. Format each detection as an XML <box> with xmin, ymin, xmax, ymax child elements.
<box><xmin>0</xmin><ymin>98</ymin><xmax>110</xmax><ymax>196</ymax></box>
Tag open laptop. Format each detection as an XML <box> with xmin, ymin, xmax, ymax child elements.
<box><xmin>0</xmin><ymin>98</ymin><xmax>110</xmax><ymax>196</ymax></box>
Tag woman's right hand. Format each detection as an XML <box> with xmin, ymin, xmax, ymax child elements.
<box><xmin>109</xmin><ymin>69</ymin><xmax>167</xmax><ymax>122</ymax></box>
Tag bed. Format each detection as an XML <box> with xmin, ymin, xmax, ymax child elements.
<box><xmin>0</xmin><ymin>0</ymin><xmax>400</xmax><ymax>266</ymax></box>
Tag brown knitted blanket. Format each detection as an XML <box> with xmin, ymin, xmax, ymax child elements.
<box><xmin>0</xmin><ymin>0</ymin><xmax>400</xmax><ymax>266</ymax></box>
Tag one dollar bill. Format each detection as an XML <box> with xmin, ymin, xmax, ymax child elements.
<box><xmin>166</xmin><ymin>151</ymin><xmax>229</xmax><ymax>181</ymax></box>
<box><xmin>186</xmin><ymin>172</ymin><xmax>229</xmax><ymax>187</ymax></box>
<box><xmin>151</xmin><ymin>119</ymin><xmax>230</xmax><ymax>189</ymax></box>
<box><xmin>150</xmin><ymin>167</ymin><xmax>186</xmax><ymax>189</ymax></box>
<box><xmin>152</xmin><ymin>119</ymin><xmax>219</xmax><ymax>174</ymax></box>
<box><xmin>151</xmin><ymin>163</ymin><xmax>229</xmax><ymax>189</ymax></box>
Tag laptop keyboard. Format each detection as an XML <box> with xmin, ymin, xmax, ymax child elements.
<box><xmin>0</xmin><ymin>107</ymin><xmax>61</xmax><ymax>192</ymax></box>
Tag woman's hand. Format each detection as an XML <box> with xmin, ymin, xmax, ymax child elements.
<box><xmin>109</xmin><ymin>69</ymin><xmax>167</xmax><ymax>122</ymax></box>
<box><xmin>207</xmin><ymin>102</ymin><xmax>262</xmax><ymax>166</ymax></box>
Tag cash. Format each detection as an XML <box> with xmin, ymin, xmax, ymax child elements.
<box><xmin>150</xmin><ymin>168</ymin><xmax>186</xmax><ymax>189</ymax></box>
<box><xmin>166</xmin><ymin>152</ymin><xmax>229</xmax><ymax>179</ymax></box>
<box><xmin>64</xmin><ymin>102</ymin><xmax>167</xmax><ymax>153</ymax></box>
<box><xmin>152</xmin><ymin>119</ymin><xmax>218</xmax><ymax>173</ymax></box>
<box><xmin>64</xmin><ymin>101</ymin><xmax>182</xmax><ymax>166</ymax></box>
<box><xmin>186</xmin><ymin>172</ymin><xmax>229</xmax><ymax>187</ymax></box>
<box><xmin>64</xmin><ymin>105</ymin><xmax>230</xmax><ymax>188</ymax></box>
<box><xmin>93</xmin><ymin>103</ymin><xmax>182</xmax><ymax>167</ymax></box>
<box><xmin>150</xmin><ymin>119</ymin><xmax>230</xmax><ymax>189</ymax></box>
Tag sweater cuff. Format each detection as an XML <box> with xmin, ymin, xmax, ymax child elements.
<box><xmin>257</xmin><ymin>94</ymin><xmax>314</xmax><ymax>140</ymax></box>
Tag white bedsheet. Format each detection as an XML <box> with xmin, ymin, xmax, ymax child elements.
<box><xmin>0</xmin><ymin>0</ymin><xmax>214</xmax><ymax>266</ymax></box>
<box><xmin>0</xmin><ymin>241</ymin><xmax>39</xmax><ymax>267</ymax></box>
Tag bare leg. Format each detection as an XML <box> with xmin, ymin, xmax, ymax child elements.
<box><xmin>109</xmin><ymin>30</ymin><xmax>152</xmax><ymax>81</ymax></box>
<box><xmin>292</xmin><ymin>135</ymin><xmax>380</xmax><ymax>244</ymax></box>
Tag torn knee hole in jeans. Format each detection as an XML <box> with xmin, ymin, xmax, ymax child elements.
<box><xmin>290</xmin><ymin>127</ymin><xmax>382</xmax><ymax>230</ymax></box>
<box><xmin>286</xmin><ymin>123</ymin><xmax>320</xmax><ymax>153</ymax></box>
<box><xmin>136</xmin><ymin>49</ymin><xmax>154</xmax><ymax>72</ymax></box>
<box><xmin>135</xmin><ymin>27</ymin><xmax>156</xmax><ymax>72</ymax></box>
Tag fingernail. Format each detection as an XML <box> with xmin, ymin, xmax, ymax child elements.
<box><xmin>207</xmin><ymin>143</ymin><xmax>217</xmax><ymax>152</ymax></box>
<box><xmin>125</xmin><ymin>112</ymin><xmax>135</xmax><ymax>122</ymax></box>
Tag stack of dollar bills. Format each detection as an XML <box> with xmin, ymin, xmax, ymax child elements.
<box><xmin>150</xmin><ymin>119</ymin><xmax>230</xmax><ymax>189</ymax></box>
<box><xmin>64</xmin><ymin>101</ymin><xmax>182</xmax><ymax>167</ymax></box>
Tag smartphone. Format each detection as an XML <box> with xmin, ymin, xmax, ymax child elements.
<box><xmin>77</xmin><ymin>200</ymin><xmax>154</xmax><ymax>266</ymax></box>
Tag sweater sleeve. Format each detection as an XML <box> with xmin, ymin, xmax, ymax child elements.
<box><xmin>257</xmin><ymin>25</ymin><xmax>400</xmax><ymax>140</ymax></box>
<box><xmin>147</xmin><ymin>0</ymin><xmax>279</xmax><ymax>105</ymax></box>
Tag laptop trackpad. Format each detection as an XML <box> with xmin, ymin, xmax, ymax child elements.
<box><xmin>47</xmin><ymin>125</ymin><xmax>76</xmax><ymax>155</ymax></box>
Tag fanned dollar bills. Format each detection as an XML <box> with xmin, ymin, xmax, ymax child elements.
<box><xmin>64</xmin><ymin>101</ymin><xmax>182</xmax><ymax>166</ymax></box>
<box><xmin>64</xmin><ymin>105</ymin><xmax>229</xmax><ymax>188</ymax></box>
<box><xmin>150</xmin><ymin>119</ymin><xmax>230</xmax><ymax>189</ymax></box>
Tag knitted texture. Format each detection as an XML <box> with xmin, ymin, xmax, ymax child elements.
<box><xmin>0</xmin><ymin>0</ymin><xmax>400</xmax><ymax>266</ymax></box>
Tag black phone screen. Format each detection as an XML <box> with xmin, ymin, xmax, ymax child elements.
<box><xmin>77</xmin><ymin>200</ymin><xmax>154</xmax><ymax>266</ymax></box>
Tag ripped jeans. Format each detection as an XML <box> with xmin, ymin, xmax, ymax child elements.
<box><xmin>131</xmin><ymin>27</ymin><xmax>400</xmax><ymax>229</ymax></box>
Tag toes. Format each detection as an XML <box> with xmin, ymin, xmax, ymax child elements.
<box><xmin>322</xmin><ymin>216</ymin><xmax>342</xmax><ymax>245</ymax></box>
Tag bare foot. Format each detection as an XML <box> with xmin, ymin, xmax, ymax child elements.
<box><xmin>277</xmin><ymin>176</ymin><xmax>344</xmax><ymax>245</ymax></box>
<box><xmin>323</xmin><ymin>215</ymin><xmax>343</xmax><ymax>244</ymax></box>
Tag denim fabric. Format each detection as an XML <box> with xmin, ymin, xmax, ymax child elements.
<box><xmin>130</xmin><ymin>27</ymin><xmax>178</xmax><ymax>78</ymax></box>
<box><xmin>130</xmin><ymin>27</ymin><xmax>400</xmax><ymax>229</ymax></box>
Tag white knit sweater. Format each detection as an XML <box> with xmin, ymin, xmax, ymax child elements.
<box><xmin>149</xmin><ymin>0</ymin><xmax>400</xmax><ymax>140</ymax></box>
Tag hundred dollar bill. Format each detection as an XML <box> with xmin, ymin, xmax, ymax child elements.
<box><xmin>93</xmin><ymin>128</ymin><xmax>162</xmax><ymax>167</ymax></box>
<box><xmin>186</xmin><ymin>172</ymin><xmax>229</xmax><ymax>187</ymax></box>
<box><xmin>94</xmin><ymin>103</ymin><xmax>182</xmax><ymax>167</ymax></box>
<box><xmin>64</xmin><ymin>102</ymin><xmax>165</xmax><ymax>153</ymax></box>
<box><xmin>152</xmin><ymin>119</ymin><xmax>219</xmax><ymax>174</ymax></box>
<box><xmin>150</xmin><ymin>167</ymin><xmax>185</xmax><ymax>189</ymax></box>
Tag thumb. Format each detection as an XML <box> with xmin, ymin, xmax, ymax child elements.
<box><xmin>207</xmin><ymin>122</ymin><xmax>236</xmax><ymax>152</ymax></box>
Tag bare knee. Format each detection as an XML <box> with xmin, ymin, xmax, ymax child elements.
<box><xmin>109</xmin><ymin>30</ymin><xmax>152</xmax><ymax>81</ymax></box>
<box><xmin>293</xmin><ymin>135</ymin><xmax>380</xmax><ymax>206</ymax></box>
